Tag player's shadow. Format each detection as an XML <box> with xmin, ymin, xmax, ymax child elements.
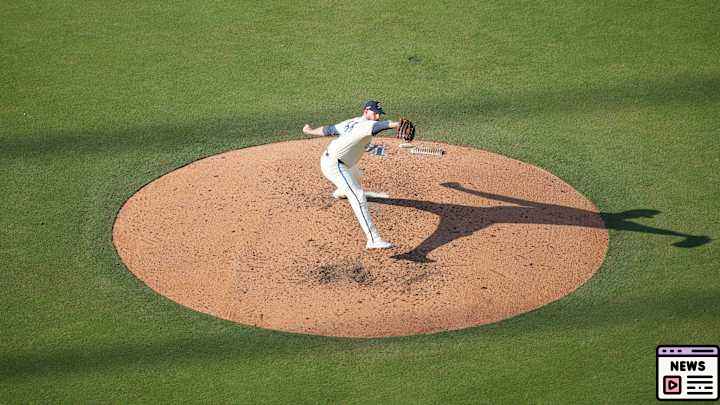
<box><xmin>368</xmin><ymin>182</ymin><xmax>711</xmax><ymax>263</ymax></box>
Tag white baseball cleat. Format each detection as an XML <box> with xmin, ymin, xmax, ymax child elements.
<box><xmin>365</xmin><ymin>191</ymin><xmax>389</xmax><ymax>199</ymax></box>
<box><xmin>366</xmin><ymin>239</ymin><xmax>394</xmax><ymax>250</ymax></box>
<box><xmin>332</xmin><ymin>189</ymin><xmax>347</xmax><ymax>199</ymax></box>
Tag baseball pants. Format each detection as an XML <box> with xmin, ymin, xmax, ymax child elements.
<box><xmin>320</xmin><ymin>152</ymin><xmax>381</xmax><ymax>243</ymax></box>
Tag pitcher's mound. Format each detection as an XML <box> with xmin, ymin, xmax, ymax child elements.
<box><xmin>113</xmin><ymin>138</ymin><xmax>608</xmax><ymax>337</ymax></box>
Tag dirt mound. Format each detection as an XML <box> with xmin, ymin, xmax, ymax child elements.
<box><xmin>113</xmin><ymin>138</ymin><xmax>608</xmax><ymax>337</ymax></box>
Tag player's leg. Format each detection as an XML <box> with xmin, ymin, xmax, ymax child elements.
<box><xmin>321</xmin><ymin>156</ymin><xmax>391</xmax><ymax>248</ymax></box>
<box><xmin>321</xmin><ymin>154</ymin><xmax>352</xmax><ymax>201</ymax></box>
<box><xmin>321</xmin><ymin>152</ymin><xmax>342</xmax><ymax>191</ymax></box>
<box><xmin>332</xmin><ymin>165</ymin><xmax>361</xmax><ymax>199</ymax></box>
<box><xmin>332</xmin><ymin>166</ymin><xmax>390</xmax><ymax>199</ymax></box>
<box><xmin>334</xmin><ymin>161</ymin><xmax>386</xmax><ymax>247</ymax></box>
<box><xmin>350</xmin><ymin>165</ymin><xmax>363</xmax><ymax>181</ymax></box>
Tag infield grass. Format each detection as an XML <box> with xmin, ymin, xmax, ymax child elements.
<box><xmin>1</xmin><ymin>0</ymin><xmax>718</xmax><ymax>403</ymax></box>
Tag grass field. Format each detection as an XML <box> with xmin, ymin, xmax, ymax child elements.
<box><xmin>1</xmin><ymin>0</ymin><xmax>718</xmax><ymax>403</ymax></box>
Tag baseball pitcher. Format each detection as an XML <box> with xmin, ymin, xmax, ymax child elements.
<box><xmin>303</xmin><ymin>100</ymin><xmax>415</xmax><ymax>249</ymax></box>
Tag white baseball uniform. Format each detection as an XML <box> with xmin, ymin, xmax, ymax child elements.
<box><xmin>320</xmin><ymin>116</ymin><xmax>392</xmax><ymax>244</ymax></box>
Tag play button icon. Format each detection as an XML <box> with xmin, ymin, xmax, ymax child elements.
<box><xmin>664</xmin><ymin>376</ymin><xmax>681</xmax><ymax>394</ymax></box>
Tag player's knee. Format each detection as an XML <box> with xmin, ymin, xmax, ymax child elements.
<box><xmin>353</xmin><ymin>188</ymin><xmax>367</xmax><ymax>202</ymax></box>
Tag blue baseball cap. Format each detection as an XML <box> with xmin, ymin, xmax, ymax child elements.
<box><xmin>363</xmin><ymin>100</ymin><xmax>385</xmax><ymax>115</ymax></box>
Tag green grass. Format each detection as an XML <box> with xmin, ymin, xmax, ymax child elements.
<box><xmin>1</xmin><ymin>0</ymin><xmax>718</xmax><ymax>403</ymax></box>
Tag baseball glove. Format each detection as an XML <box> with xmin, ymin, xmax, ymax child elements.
<box><xmin>396</xmin><ymin>118</ymin><xmax>416</xmax><ymax>142</ymax></box>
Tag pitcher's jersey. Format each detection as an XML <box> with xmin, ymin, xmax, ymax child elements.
<box><xmin>325</xmin><ymin>117</ymin><xmax>376</xmax><ymax>167</ymax></box>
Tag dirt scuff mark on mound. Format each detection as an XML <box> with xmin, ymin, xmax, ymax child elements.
<box><xmin>306</xmin><ymin>260</ymin><xmax>375</xmax><ymax>287</ymax></box>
